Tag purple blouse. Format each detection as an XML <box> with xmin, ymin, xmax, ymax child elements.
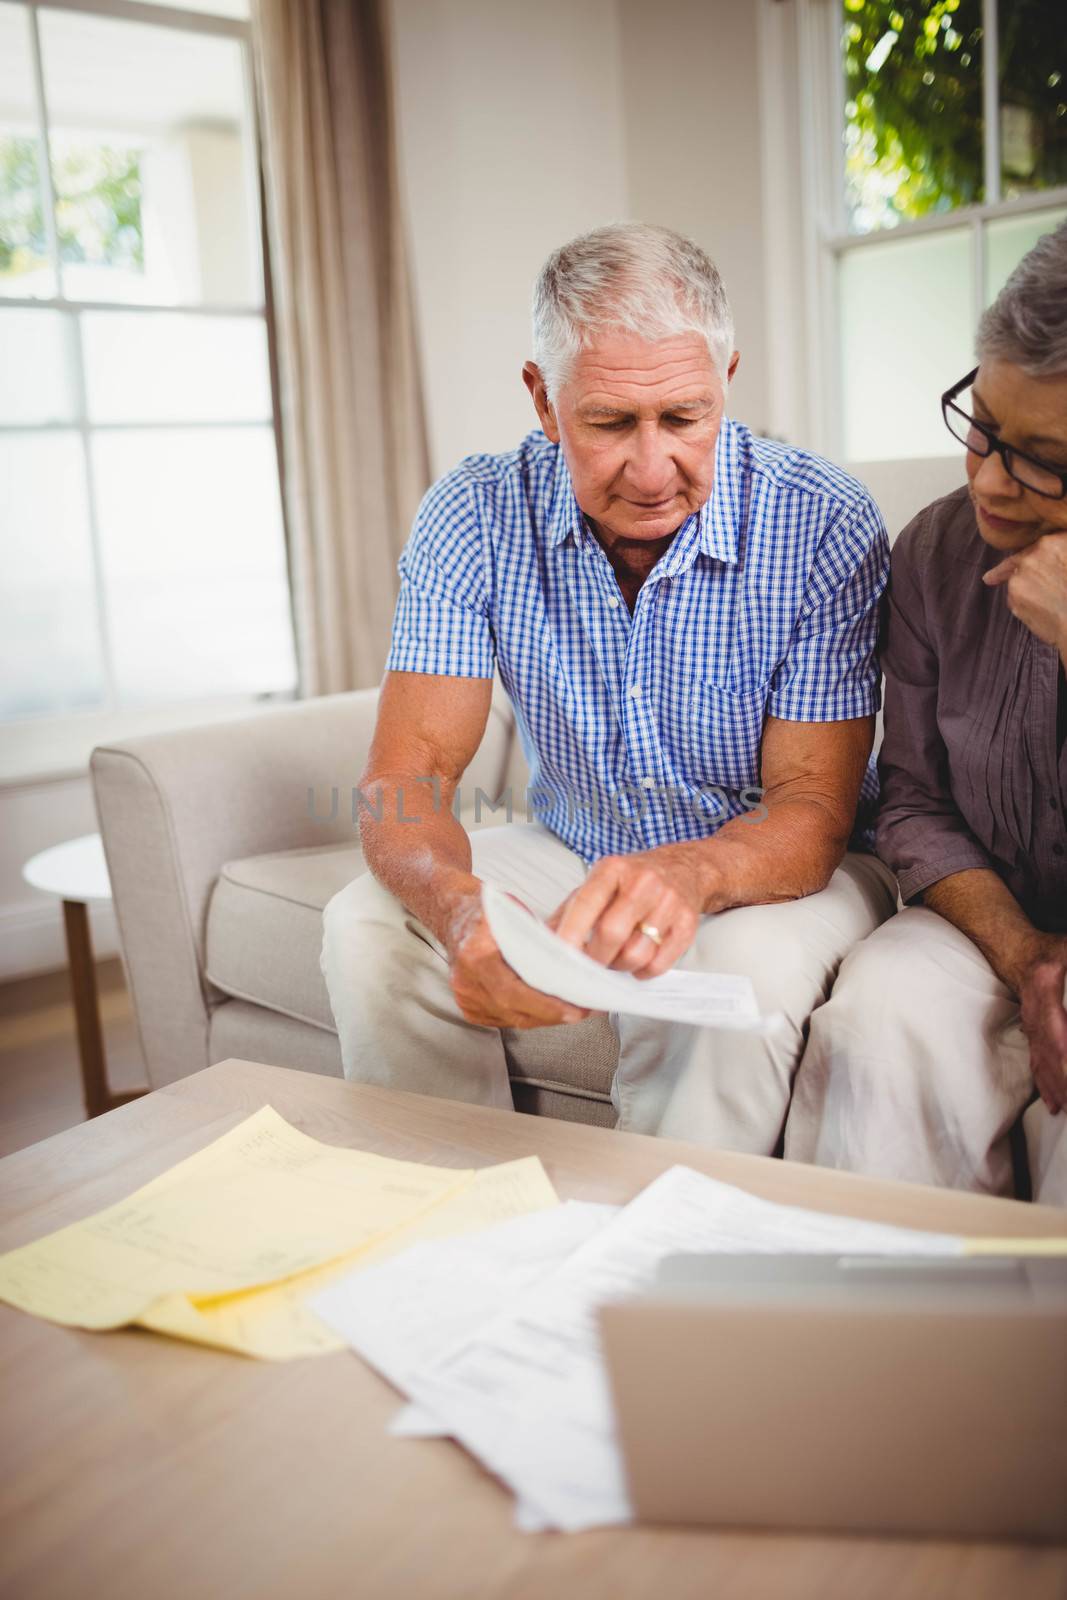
<box><xmin>876</xmin><ymin>487</ymin><xmax>1067</xmax><ymax>934</ymax></box>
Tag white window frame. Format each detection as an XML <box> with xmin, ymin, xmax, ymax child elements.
<box><xmin>759</xmin><ymin>0</ymin><xmax>1067</xmax><ymax>462</ymax></box>
<box><xmin>1</xmin><ymin>0</ymin><xmax>294</xmax><ymax>785</ymax></box>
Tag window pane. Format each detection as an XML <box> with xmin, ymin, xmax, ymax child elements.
<box><xmin>92</xmin><ymin>427</ymin><xmax>296</xmax><ymax>704</ymax></box>
<box><xmin>840</xmin><ymin>227</ymin><xmax>974</xmax><ymax>460</ymax></box>
<box><xmin>134</xmin><ymin>0</ymin><xmax>249</xmax><ymax>15</ymax></box>
<box><xmin>985</xmin><ymin>206</ymin><xmax>1067</xmax><ymax>304</ymax></box>
<box><xmin>0</xmin><ymin>307</ymin><xmax>76</xmax><ymax>423</ymax></box>
<box><xmin>38</xmin><ymin>8</ymin><xmax>260</xmax><ymax>306</ymax></box>
<box><xmin>998</xmin><ymin>0</ymin><xmax>1067</xmax><ymax>198</ymax></box>
<box><xmin>82</xmin><ymin>311</ymin><xmax>271</xmax><ymax>424</ymax></box>
<box><xmin>0</xmin><ymin>432</ymin><xmax>106</xmax><ymax>717</ymax></box>
<box><xmin>0</xmin><ymin>1</ymin><xmax>55</xmax><ymax>298</ymax></box>
<box><xmin>842</xmin><ymin>0</ymin><xmax>984</xmax><ymax>234</ymax></box>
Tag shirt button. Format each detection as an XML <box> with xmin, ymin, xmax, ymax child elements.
<box><xmin>1050</xmin><ymin>797</ymin><xmax>1060</xmax><ymax>812</ymax></box>
<box><xmin>606</xmin><ymin>596</ymin><xmax>620</xmax><ymax>610</ymax></box>
<box><xmin>1054</xmin><ymin>843</ymin><xmax>1065</xmax><ymax>857</ymax></box>
<box><xmin>640</xmin><ymin>776</ymin><xmax>656</xmax><ymax>789</ymax></box>
<box><xmin>628</xmin><ymin>684</ymin><xmax>642</xmax><ymax>699</ymax></box>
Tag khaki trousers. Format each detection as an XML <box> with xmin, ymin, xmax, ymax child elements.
<box><xmin>320</xmin><ymin>823</ymin><xmax>897</xmax><ymax>1151</ymax></box>
<box><xmin>784</xmin><ymin>907</ymin><xmax>1067</xmax><ymax>1206</ymax></box>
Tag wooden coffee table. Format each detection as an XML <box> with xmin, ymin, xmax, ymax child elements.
<box><xmin>2</xmin><ymin>1058</ymin><xmax>1065</xmax><ymax>1600</ymax></box>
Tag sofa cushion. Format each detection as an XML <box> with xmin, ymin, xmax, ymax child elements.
<box><xmin>210</xmin><ymin>996</ymin><xmax>346</xmax><ymax>1078</ymax></box>
<box><xmin>205</xmin><ymin>835</ymin><xmax>620</xmax><ymax>1104</ymax></box>
<box><xmin>204</xmin><ymin>808</ymin><xmax>516</xmax><ymax>1032</ymax></box>
<box><xmin>206</xmin><ymin>841</ymin><xmax>361</xmax><ymax>1032</ymax></box>
<box><xmin>503</xmin><ymin>1018</ymin><xmax>617</xmax><ymax>1105</ymax></box>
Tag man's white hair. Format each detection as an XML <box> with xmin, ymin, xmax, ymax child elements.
<box><xmin>532</xmin><ymin>222</ymin><xmax>735</xmax><ymax>400</ymax></box>
<box><xmin>976</xmin><ymin>218</ymin><xmax>1067</xmax><ymax>378</ymax></box>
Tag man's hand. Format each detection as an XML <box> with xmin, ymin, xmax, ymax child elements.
<box><xmin>1018</xmin><ymin>938</ymin><xmax>1067</xmax><ymax>1115</ymax></box>
<box><xmin>444</xmin><ymin>891</ymin><xmax>591</xmax><ymax>1030</ymax></box>
<box><xmin>983</xmin><ymin>532</ymin><xmax>1067</xmax><ymax>657</ymax></box>
<box><xmin>548</xmin><ymin>849</ymin><xmax>703</xmax><ymax>979</ymax></box>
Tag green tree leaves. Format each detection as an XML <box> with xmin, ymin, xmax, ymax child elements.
<box><xmin>845</xmin><ymin>0</ymin><xmax>1067</xmax><ymax>231</ymax></box>
<box><xmin>0</xmin><ymin>135</ymin><xmax>143</xmax><ymax>287</ymax></box>
<box><xmin>844</xmin><ymin>0</ymin><xmax>983</xmax><ymax>229</ymax></box>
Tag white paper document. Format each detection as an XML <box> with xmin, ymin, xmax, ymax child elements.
<box><xmin>310</xmin><ymin>1199</ymin><xmax>618</xmax><ymax>1398</ymax></box>
<box><xmin>386</xmin><ymin>1403</ymin><xmax>445</xmax><ymax>1439</ymax></box>
<box><xmin>312</xmin><ymin>1199</ymin><xmax>617</xmax><ymax>1534</ymax></box>
<box><xmin>483</xmin><ymin>881</ymin><xmax>778</xmax><ymax>1031</ymax></box>
<box><xmin>400</xmin><ymin>1165</ymin><xmax>966</xmax><ymax>1533</ymax></box>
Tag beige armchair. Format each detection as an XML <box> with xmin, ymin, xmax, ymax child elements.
<box><xmin>90</xmin><ymin>686</ymin><xmax>618</xmax><ymax>1126</ymax></box>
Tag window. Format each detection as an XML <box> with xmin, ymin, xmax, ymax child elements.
<box><xmin>0</xmin><ymin>0</ymin><xmax>296</xmax><ymax>725</ymax></box>
<box><xmin>828</xmin><ymin>0</ymin><xmax>1066</xmax><ymax>461</ymax></box>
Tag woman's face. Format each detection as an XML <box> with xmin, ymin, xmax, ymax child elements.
<box><xmin>966</xmin><ymin>358</ymin><xmax>1067</xmax><ymax>553</ymax></box>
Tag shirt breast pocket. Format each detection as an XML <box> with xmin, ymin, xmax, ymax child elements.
<box><xmin>685</xmin><ymin>682</ymin><xmax>768</xmax><ymax>794</ymax></box>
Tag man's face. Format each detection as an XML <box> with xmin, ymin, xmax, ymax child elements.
<box><xmin>524</xmin><ymin>331</ymin><xmax>737</xmax><ymax>548</ymax></box>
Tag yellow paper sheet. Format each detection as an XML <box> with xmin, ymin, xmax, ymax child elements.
<box><xmin>0</xmin><ymin>1107</ymin><xmax>474</xmax><ymax>1330</ymax></box>
<box><xmin>138</xmin><ymin>1155</ymin><xmax>559</xmax><ymax>1360</ymax></box>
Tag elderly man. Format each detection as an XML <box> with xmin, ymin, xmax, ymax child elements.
<box><xmin>321</xmin><ymin>222</ymin><xmax>896</xmax><ymax>1151</ymax></box>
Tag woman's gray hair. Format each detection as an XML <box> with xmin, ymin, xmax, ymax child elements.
<box><xmin>532</xmin><ymin>222</ymin><xmax>734</xmax><ymax>400</ymax></box>
<box><xmin>976</xmin><ymin>219</ymin><xmax>1067</xmax><ymax>377</ymax></box>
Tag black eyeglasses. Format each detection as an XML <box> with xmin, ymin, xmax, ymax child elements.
<box><xmin>941</xmin><ymin>368</ymin><xmax>1067</xmax><ymax>501</ymax></box>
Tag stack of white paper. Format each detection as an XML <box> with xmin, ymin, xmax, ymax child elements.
<box><xmin>482</xmin><ymin>882</ymin><xmax>784</xmax><ymax>1033</ymax></box>
<box><xmin>312</xmin><ymin>1199</ymin><xmax>617</xmax><ymax>1422</ymax></box>
<box><xmin>312</xmin><ymin>1164</ymin><xmax>966</xmax><ymax>1533</ymax></box>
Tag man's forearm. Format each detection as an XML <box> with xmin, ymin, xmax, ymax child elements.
<box><xmin>358</xmin><ymin>773</ymin><xmax>479</xmax><ymax>948</ymax></box>
<box><xmin>921</xmin><ymin>869</ymin><xmax>1050</xmax><ymax>996</ymax></box>
<box><xmin>652</xmin><ymin>797</ymin><xmax>851</xmax><ymax>917</ymax></box>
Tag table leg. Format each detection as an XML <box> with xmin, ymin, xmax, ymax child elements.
<box><xmin>61</xmin><ymin>900</ymin><xmax>146</xmax><ymax>1119</ymax></box>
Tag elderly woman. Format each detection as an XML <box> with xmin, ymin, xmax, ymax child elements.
<box><xmin>785</xmin><ymin>221</ymin><xmax>1067</xmax><ymax>1205</ymax></box>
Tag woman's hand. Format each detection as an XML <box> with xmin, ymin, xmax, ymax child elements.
<box><xmin>1017</xmin><ymin>938</ymin><xmax>1067</xmax><ymax>1114</ymax></box>
<box><xmin>984</xmin><ymin>531</ymin><xmax>1067</xmax><ymax>656</ymax></box>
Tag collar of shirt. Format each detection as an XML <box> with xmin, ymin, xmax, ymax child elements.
<box><xmin>544</xmin><ymin>419</ymin><xmax>742</xmax><ymax>575</ymax></box>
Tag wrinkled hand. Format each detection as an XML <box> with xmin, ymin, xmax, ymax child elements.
<box><xmin>444</xmin><ymin>891</ymin><xmax>591</xmax><ymax>1030</ymax></box>
<box><xmin>548</xmin><ymin>850</ymin><xmax>703</xmax><ymax>979</ymax></box>
<box><xmin>984</xmin><ymin>532</ymin><xmax>1067</xmax><ymax>654</ymax></box>
<box><xmin>1018</xmin><ymin>941</ymin><xmax>1067</xmax><ymax>1115</ymax></box>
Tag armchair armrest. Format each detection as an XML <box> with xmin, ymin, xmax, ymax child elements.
<box><xmin>91</xmin><ymin>686</ymin><xmax>516</xmax><ymax>1087</ymax></box>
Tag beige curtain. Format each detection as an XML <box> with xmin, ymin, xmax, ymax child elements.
<box><xmin>253</xmin><ymin>0</ymin><xmax>429</xmax><ymax>694</ymax></box>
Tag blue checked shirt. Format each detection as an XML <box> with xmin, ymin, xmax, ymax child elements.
<box><xmin>386</xmin><ymin>420</ymin><xmax>888</xmax><ymax>864</ymax></box>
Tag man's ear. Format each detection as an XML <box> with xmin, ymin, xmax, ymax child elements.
<box><xmin>522</xmin><ymin>361</ymin><xmax>560</xmax><ymax>442</ymax></box>
<box><xmin>726</xmin><ymin>350</ymin><xmax>741</xmax><ymax>384</ymax></box>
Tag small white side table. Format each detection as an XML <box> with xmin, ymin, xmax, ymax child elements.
<box><xmin>22</xmin><ymin>833</ymin><xmax>147</xmax><ymax>1120</ymax></box>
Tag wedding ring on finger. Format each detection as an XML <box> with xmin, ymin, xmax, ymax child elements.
<box><xmin>639</xmin><ymin>922</ymin><xmax>664</xmax><ymax>947</ymax></box>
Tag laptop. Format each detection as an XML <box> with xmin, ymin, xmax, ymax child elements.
<box><xmin>598</xmin><ymin>1253</ymin><xmax>1067</xmax><ymax>1542</ymax></box>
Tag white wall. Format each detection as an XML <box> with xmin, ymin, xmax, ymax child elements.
<box><xmin>390</xmin><ymin>0</ymin><xmax>773</xmax><ymax>472</ymax></box>
<box><xmin>617</xmin><ymin>0</ymin><xmax>769</xmax><ymax>436</ymax></box>
<box><xmin>390</xmin><ymin>0</ymin><xmax>629</xmax><ymax>473</ymax></box>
